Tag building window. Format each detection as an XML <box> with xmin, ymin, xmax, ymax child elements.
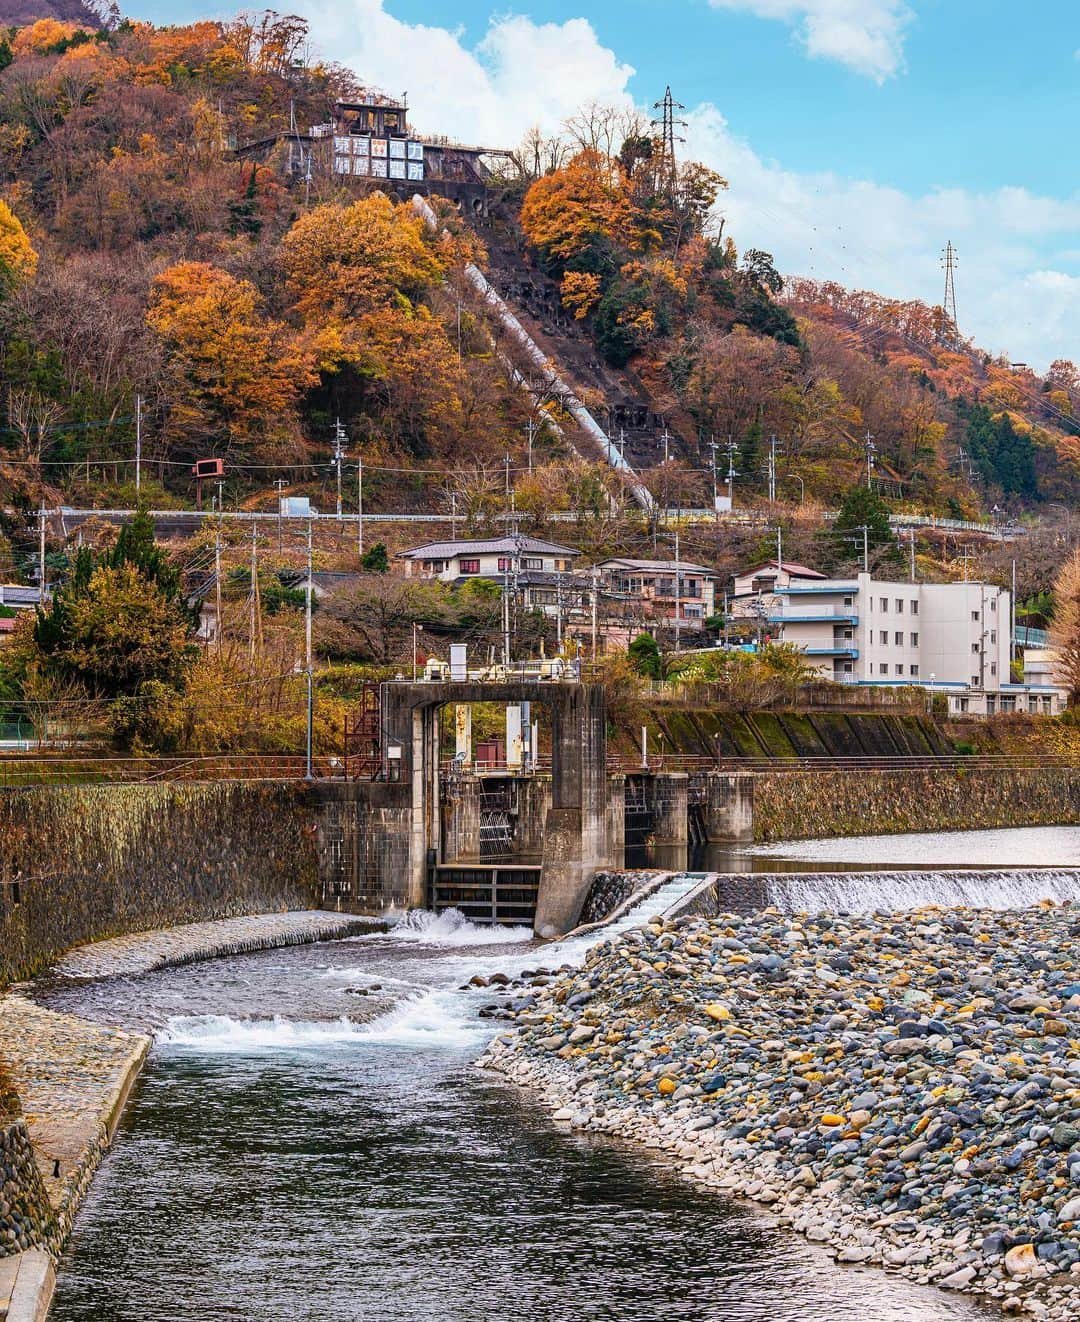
<box><xmin>880</xmin><ymin>598</ymin><xmax>888</xmax><ymax>612</ymax></box>
<box><xmin>971</xmin><ymin>610</ymin><xmax>980</xmax><ymax>622</ymax></box>
<box><xmin>498</xmin><ymin>558</ymin><xmax>510</xmax><ymax>571</ymax></box>
<box><xmin>911</xmin><ymin>601</ymin><xmax>919</xmax><ymax>615</ymax></box>
<box><xmin>911</xmin><ymin>664</ymin><xmax>919</xmax><ymax>677</ymax></box>
<box><xmin>990</xmin><ymin>630</ymin><xmax>996</xmax><ymax>644</ymax></box>
<box><xmin>895</xmin><ymin>599</ymin><xmax>904</xmax><ymax>613</ymax></box>
<box><xmin>844</xmin><ymin>596</ymin><xmax>853</xmax><ymax>607</ymax></box>
<box><xmin>459</xmin><ymin>559</ymin><xmax>480</xmax><ymax>574</ymax></box>
<box><xmin>843</xmin><ymin>662</ymin><xmax>853</xmax><ymax>674</ymax></box>
<box><xmin>972</xmin><ymin>675</ymin><xmax>979</xmax><ymax>687</ymax></box>
<box><xmin>880</xmin><ymin>663</ymin><xmax>889</xmax><ymax>675</ymax></box>
<box><xmin>684</xmin><ymin>579</ymin><xmax>702</xmax><ymax>598</ymax></box>
<box><xmin>524</xmin><ymin>558</ymin><xmax>543</xmax><ymax>570</ymax></box>
<box><xmin>991</xmin><ymin>662</ymin><xmax>997</xmax><ymax>675</ymax></box>
<box><xmin>843</xmin><ymin>629</ymin><xmax>853</xmax><ymax>640</ymax></box>
<box><xmin>991</xmin><ymin>598</ymin><xmax>997</xmax><ymax>612</ymax></box>
<box><xmin>880</xmin><ymin>631</ymin><xmax>888</xmax><ymax>645</ymax></box>
<box><xmin>911</xmin><ymin>632</ymin><xmax>919</xmax><ymax>646</ymax></box>
<box><xmin>894</xmin><ymin>631</ymin><xmax>903</xmax><ymax>645</ymax></box>
<box><xmin>896</xmin><ymin>664</ymin><xmax>905</xmax><ymax>675</ymax></box>
<box><xmin>971</xmin><ymin>642</ymin><xmax>979</xmax><ymax>654</ymax></box>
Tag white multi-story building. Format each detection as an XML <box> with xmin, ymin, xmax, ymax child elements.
<box><xmin>771</xmin><ymin>573</ymin><xmax>1012</xmax><ymax>693</ymax></box>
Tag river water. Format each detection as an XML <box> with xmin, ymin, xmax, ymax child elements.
<box><xmin>39</xmin><ymin>830</ymin><xmax>1074</xmax><ymax>1322</ymax></box>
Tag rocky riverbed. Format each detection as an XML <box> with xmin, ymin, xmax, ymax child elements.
<box><xmin>480</xmin><ymin>901</ymin><xmax>1080</xmax><ymax>1318</ymax></box>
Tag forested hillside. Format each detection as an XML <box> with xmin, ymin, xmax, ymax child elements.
<box><xmin>0</xmin><ymin>8</ymin><xmax>1075</xmax><ymax>531</ymax></box>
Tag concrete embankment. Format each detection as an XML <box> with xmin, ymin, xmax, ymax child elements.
<box><xmin>481</xmin><ymin>902</ymin><xmax>1080</xmax><ymax>1319</ymax></box>
<box><xmin>750</xmin><ymin>766</ymin><xmax>1080</xmax><ymax>843</ymax></box>
<box><xmin>0</xmin><ymin>908</ymin><xmax>381</xmax><ymax>1320</ymax></box>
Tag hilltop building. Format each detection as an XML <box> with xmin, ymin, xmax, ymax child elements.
<box><xmin>236</xmin><ymin>93</ymin><xmax>510</xmax><ymax>216</ymax></box>
<box><xmin>597</xmin><ymin>557</ymin><xmax>718</xmax><ymax>632</ymax></box>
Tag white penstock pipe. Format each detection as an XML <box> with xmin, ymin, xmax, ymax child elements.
<box><xmin>411</xmin><ymin>194</ymin><xmax>655</xmax><ymax>513</ymax></box>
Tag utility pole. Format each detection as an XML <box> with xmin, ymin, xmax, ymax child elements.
<box><xmin>591</xmin><ymin>565</ymin><xmax>599</xmax><ymax>663</ymax></box>
<box><xmin>767</xmin><ymin>434</ymin><xmax>781</xmax><ymax>504</ymax></box>
<box><xmin>674</xmin><ymin>526</ymin><xmax>682</xmax><ymax>653</ymax></box>
<box><xmin>708</xmin><ymin>435</ymin><xmax>719</xmax><ymax>521</ymax></box>
<box><xmin>661</xmin><ymin>425</ymin><xmax>671</xmax><ymax>465</ymax></box>
<box><xmin>865</xmin><ymin>431</ymin><xmax>877</xmax><ymax>489</ymax></box>
<box><xmin>862</xmin><ymin>524</ymin><xmax>869</xmax><ymax>573</ymax></box>
<box><xmin>526</xmin><ymin>418</ymin><xmax>536</xmax><ymax>474</ymax></box>
<box><xmin>274</xmin><ymin>477</ymin><xmax>286</xmax><ymax>554</ymax></box>
<box><xmin>776</xmin><ymin>525</ymin><xmax>783</xmax><ymax>574</ymax></box>
<box><xmin>909</xmin><ymin>529</ymin><xmax>916</xmax><ymax>582</ymax></box>
<box><xmin>555</xmin><ymin>571</ymin><xmax>563</xmax><ymax>650</ymax></box>
<box><xmin>332</xmin><ymin>419</ymin><xmax>346</xmax><ymax>520</ymax></box>
<box><xmin>38</xmin><ymin>505</ymin><xmax>46</xmax><ymax>601</ymax></box>
<box><xmin>305</xmin><ymin>518</ymin><xmax>314</xmax><ymax>782</ymax></box>
<box><xmin>504</xmin><ymin>449</ymin><xmax>511</xmax><ymax>503</ymax></box>
<box><xmin>249</xmin><ymin>524</ymin><xmax>258</xmax><ymax>661</ymax></box>
<box><xmin>356</xmin><ymin>458</ymin><xmax>363</xmax><ymax>558</ymax></box>
<box><xmin>134</xmin><ymin>394</ymin><xmax>142</xmax><ymax>496</ymax></box>
<box><xmin>725</xmin><ymin>436</ymin><xmax>738</xmax><ymax>510</ymax></box>
<box><xmin>450</xmin><ymin>492</ymin><xmax>458</xmax><ymax>541</ymax></box>
<box><xmin>214</xmin><ymin>519</ymin><xmax>222</xmax><ymax>654</ymax></box>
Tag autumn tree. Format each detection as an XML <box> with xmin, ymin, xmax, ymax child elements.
<box><xmin>1050</xmin><ymin>550</ymin><xmax>1080</xmax><ymax>706</ymax></box>
<box><xmin>147</xmin><ymin>261</ymin><xmax>312</xmax><ymax>458</ymax></box>
<box><xmin>0</xmin><ymin>200</ymin><xmax>37</xmax><ymax>293</ymax></box>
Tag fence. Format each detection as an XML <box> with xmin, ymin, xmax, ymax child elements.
<box><xmin>0</xmin><ymin>753</ymin><xmax>347</xmax><ymax>786</ymax></box>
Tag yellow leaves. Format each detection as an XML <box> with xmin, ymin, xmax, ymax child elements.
<box><xmin>521</xmin><ymin>149</ymin><xmax>635</xmax><ymax>263</ymax></box>
<box><xmin>0</xmin><ymin>200</ymin><xmax>37</xmax><ymax>289</ymax></box>
<box><xmin>148</xmin><ymin>262</ymin><xmax>314</xmax><ymax>451</ymax></box>
<box><xmin>560</xmin><ymin>271</ymin><xmax>601</xmax><ymax>320</ymax></box>
<box><xmin>280</xmin><ymin>194</ymin><xmax>445</xmax><ymax>325</ymax></box>
<box><xmin>12</xmin><ymin>19</ymin><xmax>85</xmax><ymax>56</ymax></box>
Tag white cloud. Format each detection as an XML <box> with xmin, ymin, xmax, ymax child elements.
<box><xmin>293</xmin><ymin>2</ymin><xmax>1077</xmax><ymax>371</ymax></box>
<box><xmin>686</xmin><ymin>104</ymin><xmax>1080</xmax><ymax>369</ymax></box>
<box><xmin>706</xmin><ymin>0</ymin><xmax>913</xmax><ymax>81</ymax></box>
<box><xmin>294</xmin><ymin>0</ymin><xmax>635</xmax><ymax>144</ymax></box>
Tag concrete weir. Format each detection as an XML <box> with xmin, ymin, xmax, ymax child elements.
<box><xmin>378</xmin><ymin>680</ymin><xmax>617</xmax><ymax>938</ymax></box>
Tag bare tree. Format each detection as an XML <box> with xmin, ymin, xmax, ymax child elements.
<box><xmin>1050</xmin><ymin>550</ymin><xmax>1080</xmax><ymax>705</ymax></box>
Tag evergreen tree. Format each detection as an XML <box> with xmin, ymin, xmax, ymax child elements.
<box><xmin>361</xmin><ymin>541</ymin><xmax>390</xmax><ymax>574</ymax></box>
<box><xmin>961</xmin><ymin>402</ymin><xmax>1038</xmax><ymax>499</ymax></box>
<box><xmin>822</xmin><ymin>485</ymin><xmax>901</xmax><ymax>573</ymax></box>
<box><xmin>628</xmin><ymin>632</ymin><xmax>663</xmax><ymax>680</ymax></box>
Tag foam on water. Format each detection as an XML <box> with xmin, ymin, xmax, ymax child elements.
<box><xmin>763</xmin><ymin>868</ymin><xmax>1080</xmax><ymax>913</ymax></box>
<box><xmin>159</xmin><ymin>990</ymin><xmax>488</xmax><ymax>1054</ymax></box>
<box><xmin>357</xmin><ymin>907</ymin><xmax>535</xmax><ymax>948</ymax></box>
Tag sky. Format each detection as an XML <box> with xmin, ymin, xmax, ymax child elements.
<box><xmin>129</xmin><ymin>0</ymin><xmax>1079</xmax><ymax>371</ymax></box>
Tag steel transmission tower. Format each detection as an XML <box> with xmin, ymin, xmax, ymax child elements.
<box><xmin>651</xmin><ymin>85</ymin><xmax>686</xmax><ymax>197</ymax></box>
<box><xmin>940</xmin><ymin>241</ymin><xmax>959</xmax><ymax>341</ymax></box>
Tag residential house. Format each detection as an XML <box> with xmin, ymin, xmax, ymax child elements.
<box><xmin>597</xmin><ymin>557</ymin><xmax>718</xmax><ymax>632</ymax></box>
<box><xmin>400</xmin><ymin>537</ymin><xmax>579</xmax><ymax>583</ymax></box>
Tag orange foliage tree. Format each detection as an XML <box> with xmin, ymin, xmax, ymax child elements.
<box><xmin>147</xmin><ymin>261</ymin><xmax>313</xmax><ymax>458</ymax></box>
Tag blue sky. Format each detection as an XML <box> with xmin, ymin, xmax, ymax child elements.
<box><xmin>129</xmin><ymin>0</ymin><xmax>1079</xmax><ymax>369</ymax></box>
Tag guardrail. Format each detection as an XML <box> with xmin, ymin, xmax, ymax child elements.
<box><xmin>0</xmin><ymin>753</ymin><xmax>347</xmax><ymax>786</ymax></box>
<box><xmin>610</xmin><ymin>754</ymin><xmax>1080</xmax><ymax>774</ymax></box>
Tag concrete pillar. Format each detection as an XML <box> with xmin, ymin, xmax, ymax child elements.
<box><xmin>536</xmin><ymin>683</ymin><xmax>612</xmax><ymax>938</ymax></box>
<box><xmin>647</xmin><ymin>773</ymin><xmax>689</xmax><ymax>846</ymax></box>
<box><xmin>703</xmin><ymin>772</ymin><xmax>755</xmax><ymax>842</ymax></box>
<box><xmin>454</xmin><ymin>705</ymin><xmax>472</xmax><ymax>764</ymax></box>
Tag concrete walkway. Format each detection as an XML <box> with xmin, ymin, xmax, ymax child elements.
<box><xmin>52</xmin><ymin>910</ymin><xmax>378</xmax><ymax>981</ymax></box>
<box><xmin>0</xmin><ymin>1251</ymin><xmax>54</xmax><ymax>1322</ymax></box>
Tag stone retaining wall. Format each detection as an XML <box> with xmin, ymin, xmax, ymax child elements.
<box><xmin>0</xmin><ymin>1122</ymin><xmax>54</xmax><ymax>1257</ymax></box>
<box><xmin>752</xmin><ymin>765</ymin><xmax>1080</xmax><ymax>842</ymax></box>
<box><xmin>0</xmin><ymin>782</ymin><xmax>322</xmax><ymax>986</ymax></box>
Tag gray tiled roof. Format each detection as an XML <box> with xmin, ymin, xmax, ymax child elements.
<box><xmin>400</xmin><ymin>537</ymin><xmax>578</xmax><ymax>559</ymax></box>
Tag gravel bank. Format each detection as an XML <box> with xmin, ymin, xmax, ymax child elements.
<box><xmin>480</xmin><ymin>902</ymin><xmax>1080</xmax><ymax>1319</ymax></box>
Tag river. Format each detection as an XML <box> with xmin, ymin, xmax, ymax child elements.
<box><xmin>38</xmin><ymin>828</ymin><xmax>1077</xmax><ymax>1321</ymax></box>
